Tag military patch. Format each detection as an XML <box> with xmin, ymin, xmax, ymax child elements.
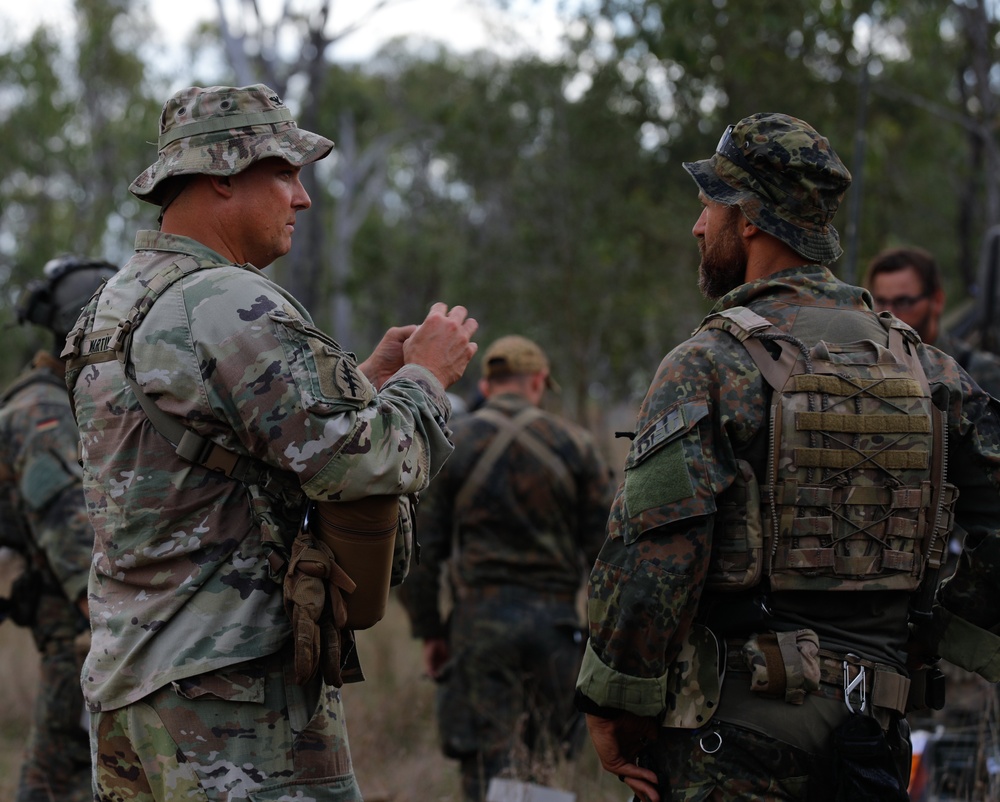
<box><xmin>321</xmin><ymin>346</ymin><xmax>373</xmax><ymax>405</ymax></box>
<box><xmin>623</xmin><ymin>398</ymin><xmax>709</xmax><ymax>517</ymax></box>
<box><xmin>35</xmin><ymin>417</ymin><xmax>60</xmax><ymax>433</ymax></box>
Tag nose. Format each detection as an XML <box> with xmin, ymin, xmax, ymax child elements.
<box><xmin>692</xmin><ymin>207</ymin><xmax>708</xmax><ymax>238</ymax></box>
<box><xmin>294</xmin><ymin>177</ymin><xmax>312</xmax><ymax>211</ymax></box>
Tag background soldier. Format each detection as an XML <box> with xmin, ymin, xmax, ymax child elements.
<box><xmin>64</xmin><ymin>84</ymin><xmax>477</xmax><ymax>801</ymax></box>
<box><xmin>401</xmin><ymin>334</ymin><xmax>615</xmax><ymax>801</ymax></box>
<box><xmin>866</xmin><ymin>245</ymin><xmax>1000</xmax><ymax>398</ymax></box>
<box><xmin>576</xmin><ymin>112</ymin><xmax>1000</xmax><ymax>801</ymax></box>
<box><xmin>1</xmin><ymin>255</ymin><xmax>117</xmax><ymax>802</ymax></box>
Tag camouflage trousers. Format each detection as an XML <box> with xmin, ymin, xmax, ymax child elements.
<box><xmin>640</xmin><ymin>716</ymin><xmax>910</xmax><ymax>801</ymax></box>
<box><xmin>437</xmin><ymin>586</ymin><xmax>585</xmax><ymax>802</ymax></box>
<box><xmin>17</xmin><ymin>642</ymin><xmax>91</xmax><ymax>802</ymax></box>
<box><xmin>91</xmin><ymin>645</ymin><xmax>361</xmax><ymax>801</ymax></box>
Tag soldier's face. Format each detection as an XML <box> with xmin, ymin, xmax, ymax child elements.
<box><xmin>869</xmin><ymin>266</ymin><xmax>944</xmax><ymax>345</ymax></box>
<box><xmin>693</xmin><ymin>197</ymin><xmax>747</xmax><ymax>300</ymax></box>
<box><xmin>230</xmin><ymin>158</ymin><xmax>312</xmax><ymax>268</ymax></box>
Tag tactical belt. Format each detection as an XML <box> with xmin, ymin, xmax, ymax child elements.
<box><xmin>725</xmin><ymin>643</ymin><xmax>910</xmax><ymax>717</ymax></box>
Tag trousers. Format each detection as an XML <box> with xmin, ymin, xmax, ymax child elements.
<box><xmin>91</xmin><ymin>645</ymin><xmax>361</xmax><ymax>801</ymax></box>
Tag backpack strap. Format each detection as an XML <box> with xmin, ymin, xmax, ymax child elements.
<box><xmin>449</xmin><ymin>405</ymin><xmax>573</xmax><ymax>579</ymax></box>
<box><xmin>698</xmin><ymin>307</ymin><xmax>802</xmax><ymax>392</ymax></box>
<box><xmin>62</xmin><ymin>259</ymin><xmax>293</xmax><ymax>493</ymax></box>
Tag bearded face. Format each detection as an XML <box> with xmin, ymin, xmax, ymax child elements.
<box><xmin>697</xmin><ymin>203</ymin><xmax>748</xmax><ymax>300</ymax></box>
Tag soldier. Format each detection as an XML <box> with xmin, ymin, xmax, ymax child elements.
<box><xmin>866</xmin><ymin>245</ymin><xmax>1000</xmax><ymax>398</ymax></box>
<box><xmin>400</xmin><ymin>335</ymin><xmax>615</xmax><ymax>801</ymax></box>
<box><xmin>575</xmin><ymin>112</ymin><xmax>1000</xmax><ymax>801</ymax></box>
<box><xmin>61</xmin><ymin>84</ymin><xmax>477</xmax><ymax>801</ymax></box>
<box><xmin>1</xmin><ymin>256</ymin><xmax>117</xmax><ymax>802</ymax></box>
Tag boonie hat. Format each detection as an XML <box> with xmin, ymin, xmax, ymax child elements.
<box><xmin>130</xmin><ymin>83</ymin><xmax>335</xmax><ymax>205</ymax></box>
<box><xmin>482</xmin><ymin>335</ymin><xmax>559</xmax><ymax>390</ymax></box>
<box><xmin>683</xmin><ymin>112</ymin><xmax>852</xmax><ymax>264</ymax></box>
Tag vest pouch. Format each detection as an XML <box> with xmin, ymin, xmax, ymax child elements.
<box><xmin>741</xmin><ymin>629</ymin><xmax>821</xmax><ymax>704</ymax></box>
<box><xmin>312</xmin><ymin>496</ymin><xmax>398</xmax><ymax>630</ymax></box>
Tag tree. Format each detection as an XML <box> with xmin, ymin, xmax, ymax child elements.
<box><xmin>0</xmin><ymin>0</ymin><xmax>162</xmax><ymax>383</ymax></box>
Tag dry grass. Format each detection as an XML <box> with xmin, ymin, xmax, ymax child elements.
<box><xmin>0</xmin><ymin>552</ymin><xmax>41</xmax><ymax>797</ymax></box>
<box><xmin>0</xmin><ymin>559</ymin><xmax>624</xmax><ymax>801</ymax></box>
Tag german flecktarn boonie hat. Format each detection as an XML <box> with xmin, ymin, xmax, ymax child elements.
<box><xmin>683</xmin><ymin>112</ymin><xmax>852</xmax><ymax>264</ymax></box>
<box><xmin>130</xmin><ymin>83</ymin><xmax>335</xmax><ymax>205</ymax></box>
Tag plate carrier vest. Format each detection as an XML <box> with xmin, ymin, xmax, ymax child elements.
<box><xmin>698</xmin><ymin>306</ymin><xmax>957</xmax><ymax>594</ymax></box>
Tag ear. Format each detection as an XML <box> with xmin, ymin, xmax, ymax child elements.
<box><xmin>208</xmin><ymin>175</ymin><xmax>235</xmax><ymax>198</ymax></box>
<box><xmin>478</xmin><ymin>377</ymin><xmax>491</xmax><ymax>399</ymax></box>
<box><xmin>740</xmin><ymin>217</ymin><xmax>760</xmax><ymax>240</ymax></box>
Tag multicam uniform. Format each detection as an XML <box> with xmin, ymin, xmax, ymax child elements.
<box><xmin>0</xmin><ymin>352</ymin><xmax>92</xmax><ymax>802</ymax></box>
<box><xmin>403</xmin><ymin>391</ymin><xmax>614</xmax><ymax>801</ymax></box>
<box><xmin>66</xmin><ymin>231</ymin><xmax>455</xmax><ymax>801</ymax></box>
<box><xmin>576</xmin><ymin>265</ymin><xmax>1000</xmax><ymax>799</ymax></box>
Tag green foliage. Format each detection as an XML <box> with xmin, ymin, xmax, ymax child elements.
<box><xmin>0</xmin><ymin>0</ymin><xmax>163</xmax><ymax>384</ymax></box>
<box><xmin>1</xmin><ymin>0</ymin><xmax>999</xmax><ymax>407</ymax></box>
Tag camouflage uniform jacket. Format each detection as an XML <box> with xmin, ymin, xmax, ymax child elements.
<box><xmin>0</xmin><ymin>351</ymin><xmax>91</xmax><ymax>648</ymax></box>
<box><xmin>68</xmin><ymin>230</ymin><xmax>455</xmax><ymax>711</ymax></box>
<box><xmin>936</xmin><ymin>330</ymin><xmax>1000</xmax><ymax>400</ymax></box>
<box><xmin>577</xmin><ymin>265</ymin><xmax>1000</xmax><ymax>718</ymax></box>
<box><xmin>403</xmin><ymin>392</ymin><xmax>615</xmax><ymax>640</ymax></box>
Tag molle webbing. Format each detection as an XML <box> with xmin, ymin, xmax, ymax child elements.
<box><xmin>698</xmin><ymin>306</ymin><xmax>955</xmax><ymax>593</ymax></box>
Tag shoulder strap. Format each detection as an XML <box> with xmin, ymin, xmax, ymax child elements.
<box><xmin>450</xmin><ymin>405</ymin><xmax>574</xmax><ymax>550</ymax></box>
<box><xmin>697</xmin><ymin>306</ymin><xmax>802</xmax><ymax>392</ymax></box>
<box><xmin>64</xmin><ymin>258</ymin><xmax>284</xmax><ymax>490</ymax></box>
<box><xmin>0</xmin><ymin>368</ymin><xmax>67</xmax><ymax>407</ymax></box>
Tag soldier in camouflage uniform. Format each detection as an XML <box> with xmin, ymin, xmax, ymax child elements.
<box><xmin>866</xmin><ymin>245</ymin><xmax>1000</xmax><ymax>398</ymax></box>
<box><xmin>400</xmin><ymin>335</ymin><xmax>615</xmax><ymax>801</ymax></box>
<box><xmin>62</xmin><ymin>84</ymin><xmax>477</xmax><ymax>802</ymax></box>
<box><xmin>575</xmin><ymin>112</ymin><xmax>1000</xmax><ymax>802</ymax></box>
<box><xmin>1</xmin><ymin>256</ymin><xmax>117</xmax><ymax>802</ymax></box>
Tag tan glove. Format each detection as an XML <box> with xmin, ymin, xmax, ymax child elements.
<box><xmin>283</xmin><ymin>531</ymin><xmax>356</xmax><ymax>686</ymax></box>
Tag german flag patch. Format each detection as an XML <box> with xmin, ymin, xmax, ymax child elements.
<box><xmin>35</xmin><ymin>418</ymin><xmax>60</xmax><ymax>433</ymax></box>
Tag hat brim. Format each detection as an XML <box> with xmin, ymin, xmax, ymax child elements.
<box><xmin>130</xmin><ymin>123</ymin><xmax>334</xmax><ymax>205</ymax></box>
<box><xmin>683</xmin><ymin>156</ymin><xmax>843</xmax><ymax>264</ymax></box>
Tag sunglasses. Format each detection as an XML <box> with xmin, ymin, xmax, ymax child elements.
<box><xmin>872</xmin><ymin>294</ymin><xmax>930</xmax><ymax>313</ymax></box>
<box><xmin>716</xmin><ymin>124</ymin><xmax>777</xmax><ymax>198</ymax></box>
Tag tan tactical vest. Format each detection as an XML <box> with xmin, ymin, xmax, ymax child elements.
<box><xmin>699</xmin><ymin>307</ymin><xmax>957</xmax><ymax>594</ymax></box>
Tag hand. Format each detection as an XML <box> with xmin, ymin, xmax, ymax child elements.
<box><xmin>403</xmin><ymin>303</ymin><xmax>478</xmax><ymax>389</ymax></box>
<box><xmin>422</xmin><ymin>637</ymin><xmax>450</xmax><ymax>679</ymax></box>
<box><xmin>586</xmin><ymin>713</ymin><xmax>662</xmax><ymax>802</ymax></box>
<box><xmin>359</xmin><ymin>324</ymin><xmax>418</xmax><ymax>390</ymax></box>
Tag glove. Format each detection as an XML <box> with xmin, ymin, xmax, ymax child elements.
<box><xmin>282</xmin><ymin>531</ymin><xmax>356</xmax><ymax>686</ymax></box>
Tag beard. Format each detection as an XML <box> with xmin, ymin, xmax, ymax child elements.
<box><xmin>698</xmin><ymin>207</ymin><xmax>749</xmax><ymax>300</ymax></box>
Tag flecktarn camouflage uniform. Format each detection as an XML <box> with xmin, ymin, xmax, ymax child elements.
<box><xmin>0</xmin><ymin>351</ymin><xmax>92</xmax><ymax>802</ymax></box>
<box><xmin>401</xmin><ymin>391</ymin><xmax>614</xmax><ymax>801</ymax></box>
<box><xmin>66</xmin><ymin>232</ymin><xmax>455</xmax><ymax>801</ymax></box>
<box><xmin>576</xmin><ymin>265</ymin><xmax>1000</xmax><ymax>800</ymax></box>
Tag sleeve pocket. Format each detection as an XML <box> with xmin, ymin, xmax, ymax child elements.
<box><xmin>267</xmin><ymin>309</ymin><xmax>375</xmax><ymax>413</ymax></box>
<box><xmin>622</xmin><ymin>398</ymin><xmax>714</xmax><ymax>541</ymax></box>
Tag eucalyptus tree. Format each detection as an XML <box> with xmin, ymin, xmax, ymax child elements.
<box><xmin>0</xmin><ymin>0</ymin><xmax>161</xmax><ymax>382</ymax></box>
<box><xmin>567</xmin><ymin>0</ymin><xmax>998</xmax><ymax>300</ymax></box>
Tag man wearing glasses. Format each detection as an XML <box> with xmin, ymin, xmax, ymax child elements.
<box><xmin>576</xmin><ymin>112</ymin><xmax>1000</xmax><ymax>802</ymax></box>
<box><xmin>867</xmin><ymin>245</ymin><xmax>1000</xmax><ymax>398</ymax></box>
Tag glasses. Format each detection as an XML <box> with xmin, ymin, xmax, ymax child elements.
<box><xmin>872</xmin><ymin>294</ymin><xmax>930</xmax><ymax>313</ymax></box>
<box><xmin>716</xmin><ymin>124</ymin><xmax>776</xmax><ymax>197</ymax></box>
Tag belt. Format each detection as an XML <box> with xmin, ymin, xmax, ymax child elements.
<box><xmin>725</xmin><ymin>643</ymin><xmax>910</xmax><ymax>717</ymax></box>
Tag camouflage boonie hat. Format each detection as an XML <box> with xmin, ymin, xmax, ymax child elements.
<box><xmin>683</xmin><ymin>113</ymin><xmax>852</xmax><ymax>264</ymax></box>
<box><xmin>130</xmin><ymin>83</ymin><xmax>335</xmax><ymax>205</ymax></box>
<box><xmin>482</xmin><ymin>335</ymin><xmax>559</xmax><ymax>390</ymax></box>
